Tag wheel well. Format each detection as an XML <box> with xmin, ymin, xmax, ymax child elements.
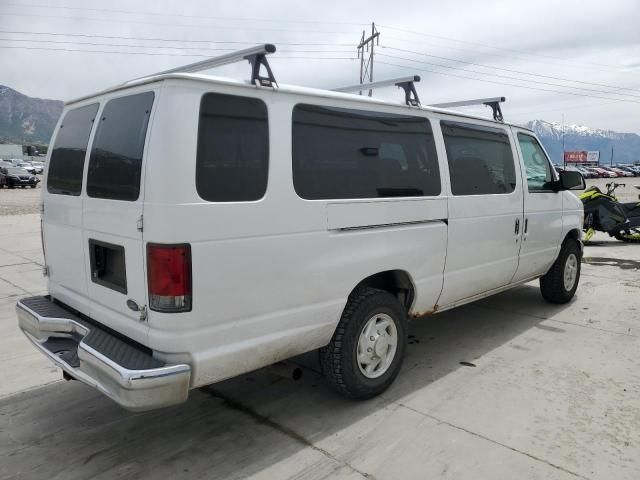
<box><xmin>565</xmin><ymin>229</ymin><xmax>581</xmax><ymax>244</ymax></box>
<box><xmin>354</xmin><ymin>270</ymin><xmax>415</xmax><ymax>311</ymax></box>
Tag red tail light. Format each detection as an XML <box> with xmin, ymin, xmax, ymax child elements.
<box><xmin>147</xmin><ymin>243</ymin><xmax>192</xmax><ymax>312</ymax></box>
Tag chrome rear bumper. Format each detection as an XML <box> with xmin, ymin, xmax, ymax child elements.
<box><xmin>16</xmin><ymin>296</ymin><xmax>191</xmax><ymax>411</ymax></box>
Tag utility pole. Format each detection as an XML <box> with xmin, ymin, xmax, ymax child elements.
<box><xmin>610</xmin><ymin>145</ymin><xmax>614</xmax><ymax>167</ymax></box>
<box><xmin>358</xmin><ymin>22</ymin><xmax>379</xmax><ymax>96</ymax></box>
<box><xmin>562</xmin><ymin>113</ymin><xmax>566</xmax><ymax>167</ymax></box>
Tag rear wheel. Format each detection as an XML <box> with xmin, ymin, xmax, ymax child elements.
<box><xmin>321</xmin><ymin>287</ymin><xmax>407</xmax><ymax>399</ymax></box>
<box><xmin>540</xmin><ymin>239</ymin><xmax>581</xmax><ymax>304</ymax></box>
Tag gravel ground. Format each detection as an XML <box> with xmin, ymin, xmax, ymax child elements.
<box><xmin>0</xmin><ymin>177</ymin><xmax>42</xmax><ymax>216</ymax></box>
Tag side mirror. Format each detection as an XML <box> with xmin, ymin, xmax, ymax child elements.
<box><xmin>557</xmin><ymin>171</ymin><xmax>586</xmax><ymax>191</ymax></box>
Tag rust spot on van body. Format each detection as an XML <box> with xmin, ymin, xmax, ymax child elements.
<box><xmin>410</xmin><ymin>305</ymin><xmax>439</xmax><ymax>319</ymax></box>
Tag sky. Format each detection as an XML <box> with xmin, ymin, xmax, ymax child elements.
<box><xmin>1</xmin><ymin>0</ymin><xmax>639</xmax><ymax>133</ymax></box>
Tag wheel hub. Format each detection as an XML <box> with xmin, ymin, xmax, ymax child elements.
<box><xmin>564</xmin><ymin>253</ymin><xmax>578</xmax><ymax>291</ymax></box>
<box><xmin>357</xmin><ymin>313</ymin><xmax>398</xmax><ymax>379</ymax></box>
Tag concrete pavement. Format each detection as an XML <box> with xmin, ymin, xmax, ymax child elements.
<box><xmin>1</xmin><ymin>214</ymin><xmax>639</xmax><ymax>480</ymax></box>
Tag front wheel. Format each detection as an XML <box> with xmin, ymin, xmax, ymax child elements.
<box><xmin>320</xmin><ymin>287</ymin><xmax>407</xmax><ymax>399</ymax></box>
<box><xmin>540</xmin><ymin>239</ymin><xmax>581</xmax><ymax>304</ymax></box>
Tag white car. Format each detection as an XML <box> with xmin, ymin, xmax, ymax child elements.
<box><xmin>16</xmin><ymin>45</ymin><xmax>585</xmax><ymax>411</ymax></box>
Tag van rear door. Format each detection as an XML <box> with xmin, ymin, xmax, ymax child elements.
<box><xmin>43</xmin><ymin>103</ymin><xmax>99</xmax><ymax>302</ymax></box>
<box><xmin>81</xmin><ymin>91</ymin><xmax>155</xmax><ymax>332</ymax></box>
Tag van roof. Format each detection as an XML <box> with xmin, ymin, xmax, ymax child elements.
<box><xmin>66</xmin><ymin>72</ymin><xmax>533</xmax><ymax>133</ymax></box>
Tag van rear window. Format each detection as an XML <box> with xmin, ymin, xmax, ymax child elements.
<box><xmin>196</xmin><ymin>93</ymin><xmax>269</xmax><ymax>202</ymax></box>
<box><xmin>87</xmin><ymin>92</ymin><xmax>154</xmax><ymax>201</ymax></box>
<box><xmin>292</xmin><ymin>105</ymin><xmax>440</xmax><ymax>200</ymax></box>
<box><xmin>47</xmin><ymin>104</ymin><xmax>99</xmax><ymax>196</ymax></box>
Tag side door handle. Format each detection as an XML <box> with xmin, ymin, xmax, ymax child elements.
<box><xmin>515</xmin><ymin>218</ymin><xmax>520</xmax><ymax>235</ymax></box>
<box><xmin>524</xmin><ymin>218</ymin><xmax>528</xmax><ymax>234</ymax></box>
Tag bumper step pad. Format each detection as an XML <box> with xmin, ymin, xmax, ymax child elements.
<box><xmin>17</xmin><ymin>295</ymin><xmax>191</xmax><ymax>411</ymax></box>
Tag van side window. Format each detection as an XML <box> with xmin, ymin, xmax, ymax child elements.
<box><xmin>442</xmin><ymin>122</ymin><xmax>516</xmax><ymax>196</ymax></box>
<box><xmin>292</xmin><ymin>105</ymin><xmax>440</xmax><ymax>200</ymax></box>
<box><xmin>86</xmin><ymin>92</ymin><xmax>154</xmax><ymax>201</ymax></box>
<box><xmin>517</xmin><ymin>133</ymin><xmax>554</xmax><ymax>192</ymax></box>
<box><xmin>47</xmin><ymin>104</ymin><xmax>99</xmax><ymax>196</ymax></box>
<box><xmin>196</xmin><ymin>93</ymin><xmax>269</xmax><ymax>202</ymax></box>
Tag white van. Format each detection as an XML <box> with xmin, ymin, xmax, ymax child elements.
<box><xmin>16</xmin><ymin>45</ymin><xmax>585</xmax><ymax>411</ymax></box>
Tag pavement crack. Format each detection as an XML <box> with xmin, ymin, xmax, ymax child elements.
<box><xmin>398</xmin><ymin>403</ymin><xmax>591</xmax><ymax>480</ymax></box>
<box><xmin>202</xmin><ymin>387</ymin><xmax>375</xmax><ymax>479</ymax></box>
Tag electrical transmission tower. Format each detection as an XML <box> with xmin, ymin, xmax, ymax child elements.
<box><xmin>358</xmin><ymin>22</ymin><xmax>379</xmax><ymax>96</ymax></box>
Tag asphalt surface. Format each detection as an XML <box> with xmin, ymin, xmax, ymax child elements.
<box><xmin>1</xmin><ymin>195</ymin><xmax>640</xmax><ymax>479</ymax></box>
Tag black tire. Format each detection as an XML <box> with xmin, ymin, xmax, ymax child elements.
<box><xmin>320</xmin><ymin>287</ymin><xmax>407</xmax><ymax>399</ymax></box>
<box><xmin>30</xmin><ymin>185</ymin><xmax>36</xmax><ymax>189</ymax></box>
<box><xmin>540</xmin><ymin>239</ymin><xmax>581</xmax><ymax>304</ymax></box>
<box><xmin>8</xmin><ymin>184</ymin><xmax>14</xmax><ymax>189</ymax></box>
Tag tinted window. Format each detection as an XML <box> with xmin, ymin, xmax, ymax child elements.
<box><xmin>517</xmin><ymin>133</ymin><xmax>554</xmax><ymax>192</ymax></box>
<box><xmin>87</xmin><ymin>92</ymin><xmax>154</xmax><ymax>201</ymax></box>
<box><xmin>442</xmin><ymin>122</ymin><xmax>516</xmax><ymax>196</ymax></box>
<box><xmin>292</xmin><ymin>105</ymin><xmax>440</xmax><ymax>199</ymax></box>
<box><xmin>196</xmin><ymin>93</ymin><xmax>268</xmax><ymax>202</ymax></box>
<box><xmin>47</xmin><ymin>104</ymin><xmax>99</xmax><ymax>195</ymax></box>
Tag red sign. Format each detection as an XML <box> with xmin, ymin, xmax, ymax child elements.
<box><xmin>564</xmin><ymin>151</ymin><xmax>588</xmax><ymax>163</ymax></box>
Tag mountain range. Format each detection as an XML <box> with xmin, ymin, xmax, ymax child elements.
<box><xmin>0</xmin><ymin>85</ymin><xmax>63</xmax><ymax>145</ymax></box>
<box><xmin>0</xmin><ymin>85</ymin><xmax>638</xmax><ymax>164</ymax></box>
<box><xmin>526</xmin><ymin>120</ymin><xmax>640</xmax><ymax>165</ymax></box>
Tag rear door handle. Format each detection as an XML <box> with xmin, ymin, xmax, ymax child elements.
<box><xmin>515</xmin><ymin>218</ymin><xmax>520</xmax><ymax>235</ymax></box>
<box><xmin>524</xmin><ymin>218</ymin><xmax>528</xmax><ymax>234</ymax></box>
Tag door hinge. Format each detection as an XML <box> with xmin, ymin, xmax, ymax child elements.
<box><xmin>139</xmin><ymin>305</ymin><xmax>148</xmax><ymax>322</ymax></box>
<box><xmin>136</xmin><ymin>215</ymin><xmax>144</xmax><ymax>232</ymax></box>
<box><xmin>42</xmin><ymin>265</ymin><xmax>49</xmax><ymax>277</ymax></box>
<box><xmin>515</xmin><ymin>218</ymin><xmax>520</xmax><ymax>235</ymax></box>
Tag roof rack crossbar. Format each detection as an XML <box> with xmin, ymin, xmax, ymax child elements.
<box><xmin>333</xmin><ymin>75</ymin><xmax>421</xmax><ymax>106</ymax></box>
<box><xmin>143</xmin><ymin>44</ymin><xmax>277</xmax><ymax>87</ymax></box>
<box><xmin>429</xmin><ymin>96</ymin><xmax>506</xmax><ymax>122</ymax></box>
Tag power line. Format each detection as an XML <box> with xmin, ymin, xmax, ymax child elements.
<box><xmin>377</xmin><ymin>52</ymin><xmax>640</xmax><ymax>100</ymax></box>
<box><xmin>0</xmin><ymin>44</ymin><xmax>358</xmax><ymax>59</ymax></box>
<box><xmin>379</xmin><ymin>24</ymin><xmax>627</xmax><ymax>71</ymax></box>
<box><xmin>381</xmin><ymin>46</ymin><xmax>640</xmax><ymax>94</ymax></box>
<box><xmin>0</xmin><ymin>29</ymin><xmax>356</xmax><ymax>47</ymax></box>
<box><xmin>375</xmin><ymin>59</ymin><xmax>640</xmax><ymax>105</ymax></box>
<box><xmin>0</xmin><ymin>37</ymin><xmax>353</xmax><ymax>54</ymax></box>
<box><xmin>0</xmin><ymin>11</ymin><xmax>357</xmax><ymax>35</ymax></box>
<box><xmin>0</xmin><ymin>1</ymin><xmax>368</xmax><ymax>27</ymax></box>
<box><xmin>383</xmin><ymin>34</ymin><xmax>625</xmax><ymax>74</ymax></box>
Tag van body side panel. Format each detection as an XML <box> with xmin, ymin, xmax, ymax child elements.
<box><xmin>142</xmin><ymin>84</ymin><xmax>447</xmax><ymax>387</ymax></box>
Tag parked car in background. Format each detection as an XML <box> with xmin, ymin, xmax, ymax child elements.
<box><xmin>0</xmin><ymin>166</ymin><xmax>40</xmax><ymax>188</ymax></box>
<box><xmin>617</xmin><ymin>165</ymin><xmax>640</xmax><ymax>176</ymax></box>
<box><xmin>17</xmin><ymin>162</ymin><xmax>37</xmax><ymax>174</ymax></box>
<box><xmin>609</xmin><ymin>167</ymin><xmax>633</xmax><ymax>177</ymax></box>
<box><xmin>30</xmin><ymin>161</ymin><xmax>45</xmax><ymax>174</ymax></box>
<box><xmin>592</xmin><ymin>167</ymin><xmax>617</xmax><ymax>178</ymax></box>
<box><xmin>575</xmin><ymin>166</ymin><xmax>595</xmax><ymax>178</ymax></box>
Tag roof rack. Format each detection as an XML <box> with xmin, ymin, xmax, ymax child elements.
<box><xmin>334</xmin><ymin>75</ymin><xmax>421</xmax><ymax>107</ymax></box>
<box><xmin>429</xmin><ymin>97</ymin><xmax>506</xmax><ymax>122</ymax></box>
<box><xmin>137</xmin><ymin>44</ymin><xmax>278</xmax><ymax>87</ymax></box>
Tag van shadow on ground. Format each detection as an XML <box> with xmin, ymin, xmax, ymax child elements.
<box><xmin>0</xmin><ymin>284</ymin><xmax>574</xmax><ymax>480</ymax></box>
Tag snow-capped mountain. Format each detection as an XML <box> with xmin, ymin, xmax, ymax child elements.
<box><xmin>526</xmin><ymin>120</ymin><xmax>640</xmax><ymax>164</ymax></box>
